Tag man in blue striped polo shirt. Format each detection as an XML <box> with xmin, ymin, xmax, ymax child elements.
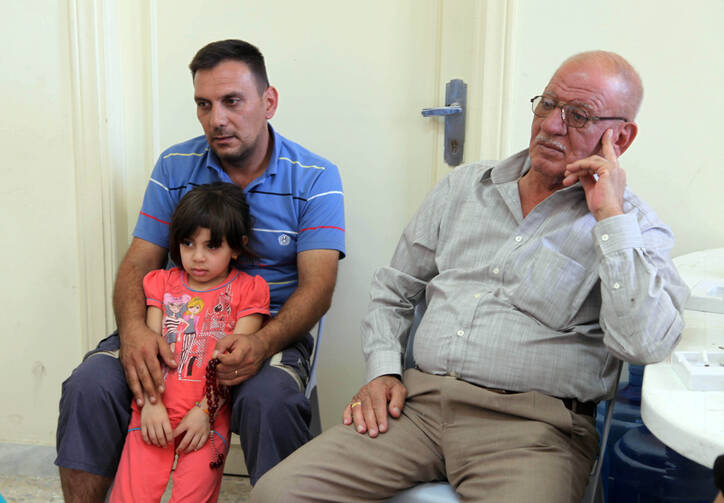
<box><xmin>56</xmin><ymin>39</ymin><xmax>345</xmax><ymax>501</ymax></box>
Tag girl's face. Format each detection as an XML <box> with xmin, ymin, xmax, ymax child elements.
<box><xmin>179</xmin><ymin>227</ymin><xmax>238</xmax><ymax>289</ymax></box>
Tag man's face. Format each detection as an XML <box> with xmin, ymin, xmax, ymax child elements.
<box><xmin>193</xmin><ymin>60</ymin><xmax>273</xmax><ymax>166</ymax></box>
<box><xmin>529</xmin><ymin>61</ymin><xmax>627</xmax><ymax>180</ymax></box>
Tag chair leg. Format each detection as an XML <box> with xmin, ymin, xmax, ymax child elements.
<box><xmin>308</xmin><ymin>387</ymin><xmax>322</xmax><ymax>437</ymax></box>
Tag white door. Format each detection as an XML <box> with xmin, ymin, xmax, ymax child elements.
<box><xmin>79</xmin><ymin>0</ymin><xmax>514</xmax><ymax>474</ymax></box>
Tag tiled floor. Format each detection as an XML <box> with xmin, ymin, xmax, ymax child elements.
<box><xmin>0</xmin><ymin>443</ymin><xmax>252</xmax><ymax>502</ymax></box>
<box><xmin>0</xmin><ymin>476</ymin><xmax>63</xmax><ymax>503</ymax></box>
<box><xmin>0</xmin><ymin>474</ymin><xmax>252</xmax><ymax>502</ymax></box>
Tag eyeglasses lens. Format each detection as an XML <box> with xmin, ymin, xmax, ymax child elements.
<box><xmin>531</xmin><ymin>96</ymin><xmax>588</xmax><ymax>128</ymax></box>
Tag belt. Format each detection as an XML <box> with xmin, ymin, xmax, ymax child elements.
<box><xmin>559</xmin><ymin>397</ymin><xmax>597</xmax><ymax>418</ymax></box>
<box><xmin>480</xmin><ymin>386</ymin><xmax>597</xmax><ymax>418</ymax></box>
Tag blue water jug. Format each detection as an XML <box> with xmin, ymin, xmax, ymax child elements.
<box><xmin>608</xmin><ymin>425</ymin><xmax>716</xmax><ymax>502</ymax></box>
<box><xmin>596</xmin><ymin>364</ymin><xmax>645</xmax><ymax>501</ymax></box>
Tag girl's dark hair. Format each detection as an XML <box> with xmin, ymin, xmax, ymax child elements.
<box><xmin>168</xmin><ymin>182</ymin><xmax>256</xmax><ymax>268</ymax></box>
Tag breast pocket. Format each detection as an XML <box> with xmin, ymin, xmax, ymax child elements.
<box><xmin>512</xmin><ymin>246</ymin><xmax>588</xmax><ymax>329</ymax></box>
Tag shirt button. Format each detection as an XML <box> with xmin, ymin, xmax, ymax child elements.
<box><xmin>613</xmin><ymin>282</ymin><xmax>621</xmax><ymax>289</ymax></box>
<box><xmin>515</xmin><ymin>235</ymin><xmax>523</xmax><ymax>242</ymax></box>
<box><xmin>457</xmin><ymin>329</ymin><xmax>464</xmax><ymax>337</ymax></box>
<box><xmin>601</xmin><ymin>234</ymin><xmax>609</xmax><ymax>241</ymax></box>
<box><xmin>492</xmin><ymin>267</ymin><xmax>500</xmax><ymax>274</ymax></box>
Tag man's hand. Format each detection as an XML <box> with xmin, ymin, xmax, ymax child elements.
<box><xmin>562</xmin><ymin>128</ymin><xmax>626</xmax><ymax>221</ymax></box>
<box><xmin>140</xmin><ymin>398</ymin><xmax>172</xmax><ymax>447</ymax></box>
<box><xmin>213</xmin><ymin>333</ymin><xmax>269</xmax><ymax>386</ymax></box>
<box><xmin>113</xmin><ymin>238</ymin><xmax>169</xmax><ymax>407</ymax></box>
<box><xmin>119</xmin><ymin>325</ymin><xmax>176</xmax><ymax>407</ymax></box>
<box><xmin>342</xmin><ymin>375</ymin><xmax>407</xmax><ymax>438</ymax></box>
<box><xmin>174</xmin><ymin>405</ymin><xmax>210</xmax><ymax>454</ymax></box>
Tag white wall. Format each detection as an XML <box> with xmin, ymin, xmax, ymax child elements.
<box><xmin>0</xmin><ymin>1</ymin><xmax>83</xmax><ymax>443</ymax></box>
<box><xmin>507</xmin><ymin>0</ymin><xmax>724</xmax><ymax>256</ymax></box>
<box><xmin>2</xmin><ymin>0</ymin><xmax>723</xmax><ymax>449</ymax></box>
<box><xmin>149</xmin><ymin>0</ymin><xmax>446</xmax><ymax>432</ymax></box>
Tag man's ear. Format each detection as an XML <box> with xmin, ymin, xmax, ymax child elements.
<box><xmin>263</xmin><ymin>86</ymin><xmax>279</xmax><ymax>120</ymax></box>
<box><xmin>613</xmin><ymin>122</ymin><xmax>638</xmax><ymax>157</ymax></box>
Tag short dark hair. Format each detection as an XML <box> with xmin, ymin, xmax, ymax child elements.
<box><xmin>189</xmin><ymin>39</ymin><xmax>269</xmax><ymax>93</ymax></box>
<box><xmin>168</xmin><ymin>182</ymin><xmax>257</xmax><ymax>268</ymax></box>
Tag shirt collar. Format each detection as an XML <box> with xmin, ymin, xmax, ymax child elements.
<box><xmin>480</xmin><ymin>149</ymin><xmax>530</xmax><ymax>184</ymax></box>
<box><xmin>265</xmin><ymin>123</ymin><xmax>280</xmax><ymax>177</ymax></box>
<box><xmin>203</xmin><ymin>123</ymin><xmax>279</xmax><ymax>180</ymax></box>
<box><xmin>481</xmin><ymin>148</ymin><xmax>582</xmax><ymax>194</ymax></box>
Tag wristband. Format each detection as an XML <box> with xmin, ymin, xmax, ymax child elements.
<box><xmin>195</xmin><ymin>401</ymin><xmax>209</xmax><ymax>415</ymax></box>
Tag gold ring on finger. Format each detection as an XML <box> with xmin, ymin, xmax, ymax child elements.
<box><xmin>350</xmin><ymin>401</ymin><xmax>362</xmax><ymax>409</ymax></box>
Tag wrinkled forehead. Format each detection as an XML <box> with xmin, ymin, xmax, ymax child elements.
<box><xmin>545</xmin><ymin>62</ymin><xmax>626</xmax><ymax>112</ymax></box>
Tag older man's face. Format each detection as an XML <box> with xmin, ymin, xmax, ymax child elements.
<box><xmin>529</xmin><ymin>61</ymin><xmax>627</xmax><ymax>181</ymax></box>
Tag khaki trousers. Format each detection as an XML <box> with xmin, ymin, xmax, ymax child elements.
<box><xmin>252</xmin><ymin>369</ymin><xmax>599</xmax><ymax>503</ymax></box>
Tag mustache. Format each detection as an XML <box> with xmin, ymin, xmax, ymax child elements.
<box><xmin>534</xmin><ymin>135</ymin><xmax>566</xmax><ymax>153</ymax></box>
<box><xmin>212</xmin><ymin>127</ymin><xmax>233</xmax><ymax>137</ymax></box>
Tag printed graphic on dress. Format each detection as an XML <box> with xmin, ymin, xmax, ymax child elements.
<box><xmin>162</xmin><ymin>293</ymin><xmax>190</xmax><ymax>349</ymax></box>
<box><xmin>177</xmin><ymin>297</ymin><xmax>203</xmax><ymax>381</ymax></box>
<box><xmin>160</xmin><ymin>293</ymin><xmax>190</xmax><ymax>381</ymax></box>
<box><xmin>176</xmin><ymin>284</ymin><xmax>236</xmax><ymax>381</ymax></box>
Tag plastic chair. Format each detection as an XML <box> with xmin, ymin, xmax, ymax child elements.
<box><xmin>386</xmin><ymin>302</ymin><xmax>623</xmax><ymax>503</ymax></box>
<box><xmin>305</xmin><ymin>315</ymin><xmax>325</xmax><ymax>436</ymax></box>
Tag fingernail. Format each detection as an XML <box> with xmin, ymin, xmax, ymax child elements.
<box><xmin>370</xmin><ymin>428</ymin><xmax>378</xmax><ymax>436</ymax></box>
<box><xmin>136</xmin><ymin>398</ymin><xmax>143</xmax><ymax>406</ymax></box>
<box><xmin>357</xmin><ymin>425</ymin><xmax>365</xmax><ymax>433</ymax></box>
<box><xmin>391</xmin><ymin>407</ymin><xmax>400</xmax><ymax>415</ymax></box>
<box><xmin>212</xmin><ymin>350</ymin><xmax>219</xmax><ymax>359</ymax></box>
<box><xmin>344</xmin><ymin>418</ymin><xmax>351</xmax><ymax>425</ymax></box>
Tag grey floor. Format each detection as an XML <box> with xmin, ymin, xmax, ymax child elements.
<box><xmin>0</xmin><ymin>444</ymin><xmax>252</xmax><ymax>502</ymax></box>
<box><xmin>0</xmin><ymin>475</ymin><xmax>252</xmax><ymax>502</ymax></box>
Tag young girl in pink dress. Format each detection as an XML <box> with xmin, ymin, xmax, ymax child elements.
<box><xmin>110</xmin><ymin>182</ymin><xmax>269</xmax><ymax>502</ymax></box>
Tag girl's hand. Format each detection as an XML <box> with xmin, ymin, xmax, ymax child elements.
<box><xmin>140</xmin><ymin>400</ymin><xmax>172</xmax><ymax>447</ymax></box>
<box><xmin>173</xmin><ymin>405</ymin><xmax>210</xmax><ymax>453</ymax></box>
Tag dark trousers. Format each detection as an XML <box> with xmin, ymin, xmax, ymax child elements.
<box><xmin>55</xmin><ymin>332</ymin><xmax>313</xmax><ymax>485</ymax></box>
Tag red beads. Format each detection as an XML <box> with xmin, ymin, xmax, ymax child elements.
<box><xmin>205</xmin><ymin>358</ymin><xmax>229</xmax><ymax>469</ymax></box>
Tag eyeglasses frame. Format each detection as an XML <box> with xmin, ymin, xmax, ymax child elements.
<box><xmin>530</xmin><ymin>95</ymin><xmax>629</xmax><ymax>128</ymax></box>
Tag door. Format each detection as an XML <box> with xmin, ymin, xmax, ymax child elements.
<box><xmin>101</xmin><ymin>0</ymin><xmax>514</xmax><ymax>475</ymax></box>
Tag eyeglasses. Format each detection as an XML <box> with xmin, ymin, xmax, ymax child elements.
<box><xmin>530</xmin><ymin>95</ymin><xmax>629</xmax><ymax>128</ymax></box>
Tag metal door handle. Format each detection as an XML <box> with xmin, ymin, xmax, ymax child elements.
<box><xmin>421</xmin><ymin>104</ymin><xmax>463</xmax><ymax>117</ymax></box>
<box><xmin>421</xmin><ymin>79</ymin><xmax>467</xmax><ymax>166</ymax></box>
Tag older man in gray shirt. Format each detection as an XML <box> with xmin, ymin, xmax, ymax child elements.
<box><xmin>252</xmin><ymin>51</ymin><xmax>689</xmax><ymax>503</ymax></box>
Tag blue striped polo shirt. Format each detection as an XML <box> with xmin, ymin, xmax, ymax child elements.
<box><xmin>133</xmin><ymin>125</ymin><xmax>346</xmax><ymax>314</ymax></box>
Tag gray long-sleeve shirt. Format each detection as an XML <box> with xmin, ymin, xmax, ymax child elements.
<box><xmin>362</xmin><ymin>150</ymin><xmax>689</xmax><ymax>402</ymax></box>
